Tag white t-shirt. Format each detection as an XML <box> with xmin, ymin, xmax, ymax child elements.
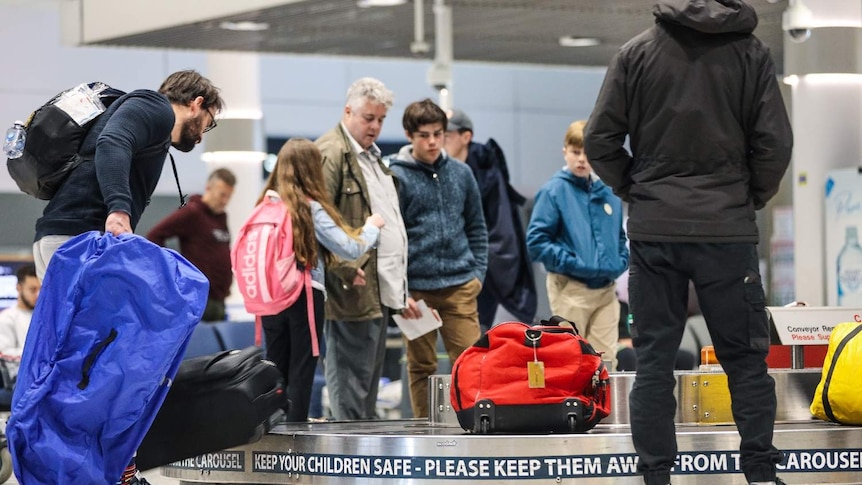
<box><xmin>0</xmin><ymin>305</ymin><xmax>32</xmax><ymax>357</ymax></box>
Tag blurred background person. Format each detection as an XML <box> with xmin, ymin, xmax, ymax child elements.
<box><xmin>0</xmin><ymin>263</ymin><xmax>41</xmax><ymax>379</ymax></box>
<box><xmin>148</xmin><ymin>168</ymin><xmax>236</xmax><ymax>322</ymax></box>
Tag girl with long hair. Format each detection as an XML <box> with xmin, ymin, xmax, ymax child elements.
<box><xmin>259</xmin><ymin>138</ymin><xmax>384</xmax><ymax>422</ymax></box>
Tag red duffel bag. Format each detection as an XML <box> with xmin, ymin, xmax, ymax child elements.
<box><xmin>450</xmin><ymin>316</ymin><xmax>611</xmax><ymax>433</ymax></box>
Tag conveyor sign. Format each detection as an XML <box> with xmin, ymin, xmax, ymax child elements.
<box><xmin>247</xmin><ymin>449</ymin><xmax>862</xmax><ymax>479</ymax></box>
<box><xmin>166</xmin><ymin>451</ymin><xmax>245</xmax><ymax>471</ymax></box>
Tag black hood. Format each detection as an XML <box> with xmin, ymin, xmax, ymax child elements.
<box><xmin>654</xmin><ymin>0</ymin><xmax>757</xmax><ymax>34</ymax></box>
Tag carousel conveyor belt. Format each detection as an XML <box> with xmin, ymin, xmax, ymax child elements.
<box><xmin>160</xmin><ymin>369</ymin><xmax>862</xmax><ymax>485</ymax></box>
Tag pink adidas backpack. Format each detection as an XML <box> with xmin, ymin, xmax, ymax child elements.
<box><xmin>231</xmin><ymin>190</ymin><xmax>318</xmax><ymax>355</ymax></box>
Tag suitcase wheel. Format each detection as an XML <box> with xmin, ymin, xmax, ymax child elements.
<box><xmin>478</xmin><ymin>416</ymin><xmax>491</xmax><ymax>434</ymax></box>
<box><xmin>564</xmin><ymin>398</ymin><xmax>585</xmax><ymax>433</ymax></box>
<box><xmin>567</xmin><ymin>414</ymin><xmax>577</xmax><ymax>433</ymax></box>
<box><xmin>474</xmin><ymin>400</ymin><xmax>495</xmax><ymax>434</ymax></box>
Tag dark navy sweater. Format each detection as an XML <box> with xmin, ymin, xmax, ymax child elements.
<box><xmin>35</xmin><ymin>90</ymin><xmax>174</xmax><ymax>240</ymax></box>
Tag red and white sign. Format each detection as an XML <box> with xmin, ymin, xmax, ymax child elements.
<box><xmin>768</xmin><ymin>306</ymin><xmax>862</xmax><ymax>345</ymax></box>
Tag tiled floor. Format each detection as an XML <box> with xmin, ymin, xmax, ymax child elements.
<box><xmin>5</xmin><ymin>468</ymin><xmax>180</xmax><ymax>484</ymax></box>
<box><xmin>141</xmin><ymin>469</ymin><xmax>181</xmax><ymax>485</ymax></box>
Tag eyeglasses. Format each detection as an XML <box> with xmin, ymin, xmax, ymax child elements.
<box><xmin>203</xmin><ymin>108</ymin><xmax>217</xmax><ymax>133</ymax></box>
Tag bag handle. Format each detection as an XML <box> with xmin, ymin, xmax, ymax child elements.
<box><xmin>539</xmin><ymin>315</ymin><xmax>581</xmax><ymax>335</ymax></box>
<box><xmin>77</xmin><ymin>328</ymin><xmax>118</xmax><ymax>390</ymax></box>
<box><xmin>523</xmin><ymin>319</ymin><xmax>578</xmax><ymax>347</ymax></box>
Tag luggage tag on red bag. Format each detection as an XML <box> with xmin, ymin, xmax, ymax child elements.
<box><xmin>526</xmin><ymin>331</ymin><xmax>545</xmax><ymax>388</ymax></box>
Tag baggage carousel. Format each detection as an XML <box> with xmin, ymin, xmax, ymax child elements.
<box><xmin>160</xmin><ymin>369</ymin><xmax>862</xmax><ymax>485</ymax></box>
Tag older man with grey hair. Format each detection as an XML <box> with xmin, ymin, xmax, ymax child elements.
<box><xmin>316</xmin><ymin>77</ymin><xmax>417</xmax><ymax>420</ymax></box>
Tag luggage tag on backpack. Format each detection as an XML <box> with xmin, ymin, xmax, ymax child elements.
<box><xmin>54</xmin><ymin>84</ymin><xmax>107</xmax><ymax>126</ymax></box>
<box><xmin>527</xmin><ymin>332</ymin><xmax>545</xmax><ymax>388</ymax></box>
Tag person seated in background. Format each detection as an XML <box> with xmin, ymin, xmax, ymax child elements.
<box><xmin>0</xmin><ymin>264</ymin><xmax>41</xmax><ymax>380</ymax></box>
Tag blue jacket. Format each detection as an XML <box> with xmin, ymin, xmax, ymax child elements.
<box><xmin>389</xmin><ymin>146</ymin><xmax>488</xmax><ymax>291</ymax></box>
<box><xmin>310</xmin><ymin>199</ymin><xmax>380</xmax><ymax>293</ymax></box>
<box><xmin>527</xmin><ymin>169</ymin><xmax>628</xmax><ymax>288</ymax></box>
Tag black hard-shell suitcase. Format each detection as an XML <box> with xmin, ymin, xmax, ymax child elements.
<box><xmin>136</xmin><ymin>346</ymin><xmax>287</xmax><ymax>470</ymax></box>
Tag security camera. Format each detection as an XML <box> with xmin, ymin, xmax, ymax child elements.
<box><xmin>427</xmin><ymin>63</ymin><xmax>451</xmax><ymax>92</ymax></box>
<box><xmin>782</xmin><ymin>0</ymin><xmax>813</xmax><ymax>43</ymax></box>
<box><xmin>786</xmin><ymin>28</ymin><xmax>811</xmax><ymax>42</ymax></box>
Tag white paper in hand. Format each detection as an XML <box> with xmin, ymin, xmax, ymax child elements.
<box><xmin>392</xmin><ymin>300</ymin><xmax>442</xmax><ymax>340</ymax></box>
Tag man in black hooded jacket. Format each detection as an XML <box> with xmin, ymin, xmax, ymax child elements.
<box><xmin>584</xmin><ymin>1</ymin><xmax>792</xmax><ymax>485</ymax></box>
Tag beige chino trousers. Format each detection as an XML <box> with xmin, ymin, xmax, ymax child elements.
<box><xmin>546</xmin><ymin>273</ymin><xmax>619</xmax><ymax>371</ymax></box>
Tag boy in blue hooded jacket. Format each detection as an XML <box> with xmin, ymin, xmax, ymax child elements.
<box><xmin>526</xmin><ymin>120</ymin><xmax>628</xmax><ymax>369</ymax></box>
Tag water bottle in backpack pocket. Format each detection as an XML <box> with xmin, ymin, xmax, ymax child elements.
<box><xmin>3</xmin><ymin>121</ymin><xmax>26</xmax><ymax>159</ymax></box>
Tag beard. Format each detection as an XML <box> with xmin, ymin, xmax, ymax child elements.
<box><xmin>171</xmin><ymin>116</ymin><xmax>202</xmax><ymax>152</ymax></box>
<box><xmin>21</xmin><ymin>295</ymin><xmax>36</xmax><ymax>311</ymax></box>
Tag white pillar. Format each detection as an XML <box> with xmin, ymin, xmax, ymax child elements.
<box><xmin>785</xmin><ymin>2</ymin><xmax>862</xmax><ymax>305</ymax></box>
<box><xmin>203</xmin><ymin>52</ymin><xmax>267</xmax><ymax>316</ymax></box>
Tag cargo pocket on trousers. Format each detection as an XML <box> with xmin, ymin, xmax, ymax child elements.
<box><xmin>744</xmin><ymin>270</ymin><xmax>770</xmax><ymax>352</ymax></box>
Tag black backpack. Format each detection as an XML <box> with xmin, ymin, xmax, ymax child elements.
<box><xmin>6</xmin><ymin>82</ymin><xmax>125</xmax><ymax>200</ymax></box>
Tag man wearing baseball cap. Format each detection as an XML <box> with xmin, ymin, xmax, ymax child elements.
<box><xmin>444</xmin><ymin>109</ymin><xmax>537</xmax><ymax>331</ymax></box>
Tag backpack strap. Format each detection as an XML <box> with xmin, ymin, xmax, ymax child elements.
<box><xmin>822</xmin><ymin>324</ymin><xmax>862</xmax><ymax>424</ymax></box>
<box><xmin>306</xmin><ymin>272</ymin><xmax>319</xmax><ymax>357</ymax></box>
<box><xmin>254</xmin><ymin>315</ymin><xmax>263</xmax><ymax>347</ymax></box>
<box><xmin>167</xmin><ymin>152</ymin><xmax>187</xmax><ymax>208</ymax></box>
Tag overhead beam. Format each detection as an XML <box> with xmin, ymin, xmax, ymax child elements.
<box><xmin>60</xmin><ymin>0</ymin><xmax>302</xmax><ymax>46</ymax></box>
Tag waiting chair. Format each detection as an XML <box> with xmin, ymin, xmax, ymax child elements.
<box><xmin>212</xmin><ymin>321</ymin><xmax>255</xmax><ymax>351</ymax></box>
<box><xmin>182</xmin><ymin>323</ymin><xmax>224</xmax><ymax>360</ymax></box>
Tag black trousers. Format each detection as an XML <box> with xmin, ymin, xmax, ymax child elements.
<box><xmin>261</xmin><ymin>288</ymin><xmax>325</xmax><ymax>423</ymax></box>
<box><xmin>476</xmin><ymin>287</ymin><xmax>498</xmax><ymax>333</ymax></box>
<box><xmin>628</xmin><ymin>241</ymin><xmax>782</xmax><ymax>485</ymax></box>
<box><xmin>201</xmin><ymin>297</ymin><xmax>226</xmax><ymax>322</ymax></box>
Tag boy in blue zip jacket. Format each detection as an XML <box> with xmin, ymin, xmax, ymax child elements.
<box><xmin>526</xmin><ymin>120</ymin><xmax>628</xmax><ymax>370</ymax></box>
<box><xmin>389</xmin><ymin>98</ymin><xmax>488</xmax><ymax>418</ymax></box>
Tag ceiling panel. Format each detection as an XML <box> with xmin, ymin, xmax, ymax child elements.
<box><xmin>82</xmin><ymin>0</ymin><xmax>789</xmax><ymax>72</ymax></box>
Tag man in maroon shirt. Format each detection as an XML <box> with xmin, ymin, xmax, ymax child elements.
<box><xmin>147</xmin><ymin>167</ymin><xmax>236</xmax><ymax>321</ymax></box>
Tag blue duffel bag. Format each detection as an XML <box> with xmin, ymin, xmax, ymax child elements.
<box><xmin>7</xmin><ymin>231</ymin><xmax>208</xmax><ymax>484</ymax></box>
